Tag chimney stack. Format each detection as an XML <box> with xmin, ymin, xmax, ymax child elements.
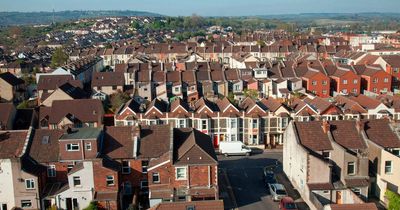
<box><xmin>355</xmin><ymin>119</ymin><xmax>364</xmax><ymax>133</ymax></box>
<box><xmin>322</xmin><ymin>119</ymin><xmax>330</xmax><ymax>134</ymax></box>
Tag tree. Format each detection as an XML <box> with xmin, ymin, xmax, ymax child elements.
<box><xmin>110</xmin><ymin>91</ymin><xmax>131</xmax><ymax>112</ymax></box>
<box><xmin>244</xmin><ymin>89</ymin><xmax>259</xmax><ymax>100</ymax></box>
<box><xmin>386</xmin><ymin>190</ymin><xmax>400</xmax><ymax>210</ymax></box>
<box><xmin>17</xmin><ymin>100</ymin><xmax>30</xmax><ymax>109</ymax></box>
<box><xmin>50</xmin><ymin>48</ymin><xmax>68</xmax><ymax>68</ymax></box>
<box><xmin>83</xmin><ymin>201</ymin><xmax>98</xmax><ymax>210</ymax></box>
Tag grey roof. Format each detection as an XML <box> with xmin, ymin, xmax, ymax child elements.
<box><xmin>60</xmin><ymin>127</ymin><xmax>102</xmax><ymax>140</ymax></box>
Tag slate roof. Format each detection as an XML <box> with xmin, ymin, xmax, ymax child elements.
<box><xmin>173</xmin><ymin>128</ymin><xmax>218</xmax><ymax>165</ymax></box>
<box><xmin>294</xmin><ymin>121</ymin><xmax>333</xmax><ymax>152</ymax></box>
<box><xmin>92</xmin><ymin>72</ymin><xmax>125</xmax><ymax>87</ymax></box>
<box><xmin>0</xmin><ymin>131</ymin><xmax>28</xmax><ymax>159</ymax></box>
<box><xmin>46</xmin><ymin>99</ymin><xmax>103</xmax><ymax>124</ymax></box>
<box><xmin>0</xmin><ymin>103</ymin><xmax>14</xmax><ymax>128</ymax></box>
<box><xmin>37</xmin><ymin>75</ymin><xmax>80</xmax><ymax>90</ymax></box>
<box><xmin>363</xmin><ymin>119</ymin><xmax>400</xmax><ymax>148</ymax></box>
<box><xmin>329</xmin><ymin>121</ymin><xmax>367</xmax><ymax>150</ymax></box>
<box><xmin>103</xmin><ymin>126</ymin><xmax>139</xmax><ymax>159</ymax></box>
<box><xmin>29</xmin><ymin>129</ymin><xmax>64</xmax><ymax>163</ymax></box>
<box><xmin>138</xmin><ymin>125</ymin><xmax>171</xmax><ymax>158</ymax></box>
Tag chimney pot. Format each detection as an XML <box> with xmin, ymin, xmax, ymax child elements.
<box><xmin>322</xmin><ymin>120</ymin><xmax>330</xmax><ymax>134</ymax></box>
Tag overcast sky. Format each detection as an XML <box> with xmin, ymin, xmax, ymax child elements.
<box><xmin>0</xmin><ymin>0</ymin><xmax>399</xmax><ymax>16</ymax></box>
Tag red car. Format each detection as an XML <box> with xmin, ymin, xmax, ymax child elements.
<box><xmin>279</xmin><ymin>197</ymin><xmax>298</xmax><ymax>210</ymax></box>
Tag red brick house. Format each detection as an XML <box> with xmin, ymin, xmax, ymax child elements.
<box><xmin>301</xmin><ymin>70</ymin><xmax>331</xmax><ymax>97</ymax></box>
<box><xmin>382</xmin><ymin>55</ymin><xmax>400</xmax><ymax>90</ymax></box>
<box><xmin>327</xmin><ymin>65</ymin><xmax>361</xmax><ymax>95</ymax></box>
<box><xmin>353</xmin><ymin>65</ymin><xmax>392</xmax><ymax>94</ymax></box>
<box><xmin>147</xmin><ymin>127</ymin><xmax>219</xmax><ymax>207</ymax></box>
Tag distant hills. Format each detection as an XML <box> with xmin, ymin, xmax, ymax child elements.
<box><xmin>1</xmin><ymin>10</ymin><xmax>400</xmax><ymax>27</ymax></box>
<box><xmin>0</xmin><ymin>10</ymin><xmax>163</xmax><ymax>26</ymax></box>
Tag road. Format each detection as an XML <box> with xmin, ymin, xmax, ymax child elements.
<box><xmin>219</xmin><ymin>150</ymin><xmax>284</xmax><ymax>210</ymax></box>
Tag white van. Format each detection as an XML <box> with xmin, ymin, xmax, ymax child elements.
<box><xmin>219</xmin><ymin>141</ymin><xmax>252</xmax><ymax>157</ymax></box>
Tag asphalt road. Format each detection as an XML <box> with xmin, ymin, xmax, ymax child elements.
<box><xmin>219</xmin><ymin>150</ymin><xmax>284</xmax><ymax>210</ymax></box>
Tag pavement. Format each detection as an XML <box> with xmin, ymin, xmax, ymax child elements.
<box><xmin>218</xmin><ymin>149</ymin><xmax>310</xmax><ymax>210</ymax></box>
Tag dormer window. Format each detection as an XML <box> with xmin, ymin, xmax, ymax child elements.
<box><xmin>322</xmin><ymin>151</ymin><xmax>330</xmax><ymax>159</ymax></box>
<box><xmin>66</xmin><ymin>143</ymin><xmax>79</xmax><ymax>152</ymax></box>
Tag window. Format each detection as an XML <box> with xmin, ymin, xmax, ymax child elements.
<box><xmin>174</xmin><ymin>87</ymin><xmax>180</xmax><ymax>92</ymax></box>
<box><xmin>312</xmin><ymin>81</ymin><xmax>317</xmax><ymax>86</ymax></box>
<box><xmin>353</xmin><ymin>79</ymin><xmax>358</xmax><ymax>84</ymax></box>
<box><xmin>67</xmin><ymin>164</ymin><xmax>74</xmax><ymax>172</ymax></box>
<box><xmin>392</xmin><ymin>149</ymin><xmax>400</xmax><ymax>157</ymax></box>
<box><xmin>140</xmin><ymin>180</ymin><xmax>149</xmax><ymax>189</ymax></box>
<box><xmin>373</xmin><ymin>88</ymin><xmax>378</xmax><ymax>93</ymax></box>
<box><xmin>322</xmin><ymin>80</ymin><xmax>327</xmax><ymax>85</ymax></box>
<box><xmin>230</xmin><ymin>134</ymin><xmax>237</xmax><ymax>141</ymax></box>
<box><xmin>343</xmin><ymin>79</ymin><xmax>348</xmax><ymax>84</ymax></box>
<box><xmin>383</xmin><ymin>88</ymin><xmax>388</xmax><ymax>92</ymax></box>
<box><xmin>85</xmin><ymin>142</ymin><xmax>92</xmax><ymax>151</ymax></box>
<box><xmin>394</xmin><ymin>68</ymin><xmax>399</xmax><ymax>73</ymax></box>
<box><xmin>322</xmin><ymin>90</ymin><xmax>327</xmax><ymax>95</ymax></box>
<box><xmin>142</xmin><ymin>161</ymin><xmax>149</xmax><ymax>174</ymax></box>
<box><xmin>152</xmin><ymin>172</ymin><xmax>160</xmax><ymax>183</ymax></box>
<box><xmin>122</xmin><ymin>161</ymin><xmax>131</xmax><ymax>174</ymax></box>
<box><xmin>112</xmin><ymin>85</ymin><xmax>117</xmax><ymax>90</ymax></box>
<box><xmin>176</xmin><ymin>167</ymin><xmax>187</xmax><ymax>180</ymax></box>
<box><xmin>177</xmin><ymin>119</ymin><xmax>186</xmax><ymax>128</ymax></box>
<box><xmin>106</xmin><ymin>175</ymin><xmax>115</xmax><ymax>186</ymax></box>
<box><xmin>342</xmin><ymin>89</ymin><xmax>348</xmax><ymax>94</ymax></box>
<box><xmin>373</xmin><ymin>78</ymin><xmax>378</xmax><ymax>83</ymax></box>
<box><xmin>347</xmin><ymin>162</ymin><xmax>356</xmax><ymax>175</ymax></box>
<box><xmin>252</xmin><ymin>119</ymin><xmax>258</xmax><ymax>128</ymax></box>
<box><xmin>352</xmin><ymin>188</ymin><xmax>361</xmax><ymax>196</ymax></box>
<box><xmin>73</xmin><ymin>176</ymin><xmax>81</xmax><ymax>186</ymax></box>
<box><xmin>20</xmin><ymin>200</ymin><xmax>32</xmax><ymax>208</ymax></box>
<box><xmin>66</xmin><ymin>143</ymin><xmax>79</xmax><ymax>151</ymax></box>
<box><xmin>385</xmin><ymin>161</ymin><xmax>393</xmax><ymax>174</ymax></box>
<box><xmin>201</xmin><ymin>119</ymin><xmax>208</xmax><ymax>130</ymax></box>
<box><xmin>229</xmin><ymin>118</ymin><xmax>237</xmax><ymax>129</ymax></box>
<box><xmin>312</xmin><ymin>90</ymin><xmax>317</xmax><ymax>95</ymax></box>
<box><xmin>47</xmin><ymin>165</ymin><xmax>56</xmax><ymax>177</ymax></box>
<box><xmin>352</xmin><ymin>88</ymin><xmax>357</xmax><ymax>94</ymax></box>
<box><xmin>322</xmin><ymin>151</ymin><xmax>330</xmax><ymax>158</ymax></box>
<box><xmin>384</xmin><ymin>77</ymin><xmax>389</xmax><ymax>83</ymax></box>
<box><xmin>148</xmin><ymin>120</ymin><xmax>157</xmax><ymax>125</ymax></box>
<box><xmin>25</xmin><ymin>179</ymin><xmax>35</xmax><ymax>189</ymax></box>
<box><xmin>1</xmin><ymin>204</ymin><xmax>7</xmax><ymax>210</ymax></box>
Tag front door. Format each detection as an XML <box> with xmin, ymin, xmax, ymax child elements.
<box><xmin>66</xmin><ymin>198</ymin><xmax>72</xmax><ymax>210</ymax></box>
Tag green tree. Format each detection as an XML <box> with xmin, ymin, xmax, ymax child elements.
<box><xmin>17</xmin><ymin>100</ymin><xmax>30</xmax><ymax>109</ymax></box>
<box><xmin>50</xmin><ymin>48</ymin><xmax>68</xmax><ymax>68</ymax></box>
<box><xmin>110</xmin><ymin>91</ymin><xmax>131</xmax><ymax>112</ymax></box>
<box><xmin>244</xmin><ymin>89</ymin><xmax>259</xmax><ymax>100</ymax></box>
<box><xmin>83</xmin><ymin>201</ymin><xmax>98</xmax><ymax>210</ymax></box>
<box><xmin>386</xmin><ymin>190</ymin><xmax>400</xmax><ymax>210</ymax></box>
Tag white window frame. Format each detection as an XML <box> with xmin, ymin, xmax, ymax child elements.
<box><xmin>200</xmin><ymin>119</ymin><xmax>208</xmax><ymax>130</ymax></box>
<box><xmin>152</xmin><ymin>172</ymin><xmax>160</xmax><ymax>183</ymax></box>
<box><xmin>175</xmin><ymin>167</ymin><xmax>187</xmax><ymax>180</ymax></box>
<box><xmin>385</xmin><ymin>161</ymin><xmax>393</xmax><ymax>174</ymax></box>
<box><xmin>66</xmin><ymin>143</ymin><xmax>80</xmax><ymax>152</ymax></box>
<box><xmin>312</xmin><ymin>81</ymin><xmax>317</xmax><ymax>86</ymax></box>
<box><xmin>73</xmin><ymin>176</ymin><xmax>81</xmax><ymax>187</ymax></box>
<box><xmin>353</xmin><ymin>79</ymin><xmax>358</xmax><ymax>84</ymax></box>
<box><xmin>142</xmin><ymin>160</ymin><xmax>149</xmax><ymax>174</ymax></box>
<box><xmin>384</xmin><ymin>77</ymin><xmax>389</xmax><ymax>83</ymax></box>
<box><xmin>85</xmin><ymin>142</ymin><xmax>92</xmax><ymax>151</ymax></box>
<box><xmin>252</xmin><ymin>118</ymin><xmax>258</xmax><ymax>129</ymax></box>
<box><xmin>343</xmin><ymin>79</ymin><xmax>348</xmax><ymax>84</ymax></box>
<box><xmin>25</xmin><ymin>179</ymin><xmax>35</xmax><ymax>189</ymax></box>
<box><xmin>176</xmin><ymin>119</ymin><xmax>186</xmax><ymax>128</ymax></box>
<box><xmin>47</xmin><ymin>165</ymin><xmax>56</xmax><ymax>177</ymax></box>
<box><xmin>122</xmin><ymin>160</ymin><xmax>131</xmax><ymax>174</ymax></box>
<box><xmin>106</xmin><ymin>175</ymin><xmax>115</xmax><ymax>186</ymax></box>
<box><xmin>322</xmin><ymin>80</ymin><xmax>327</xmax><ymax>85</ymax></box>
<box><xmin>21</xmin><ymin>200</ymin><xmax>32</xmax><ymax>208</ymax></box>
<box><xmin>347</xmin><ymin>162</ymin><xmax>356</xmax><ymax>175</ymax></box>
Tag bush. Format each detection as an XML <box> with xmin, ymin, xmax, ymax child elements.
<box><xmin>386</xmin><ymin>190</ymin><xmax>400</xmax><ymax>210</ymax></box>
<box><xmin>83</xmin><ymin>201</ymin><xmax>98</xmax><ymax>210</ymax></box>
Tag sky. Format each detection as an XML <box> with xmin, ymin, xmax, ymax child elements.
<box><xmin>0</xmin><ymin>0</ymin><xmax>399</xmax><ymax>16</ymax></box>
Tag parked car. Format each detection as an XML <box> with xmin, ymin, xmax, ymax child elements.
<box><xmin>268</xmin><ymin>183</ymin><xmax>288</xmax><ymax>201</ymax></box>
<box><xmin>279</xmin><ymin>197</ymin><xmax>298</xmax><ymax>210</ymax></box>
<box><xmin>219</xmin><ymin>141</ymin><xmax>252</xmax><ymax>157</ymax></box>
<box><xmin>263</xmin><ymin>167</ymin><xmax>276</xmax><ymax>184</ymax></box>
